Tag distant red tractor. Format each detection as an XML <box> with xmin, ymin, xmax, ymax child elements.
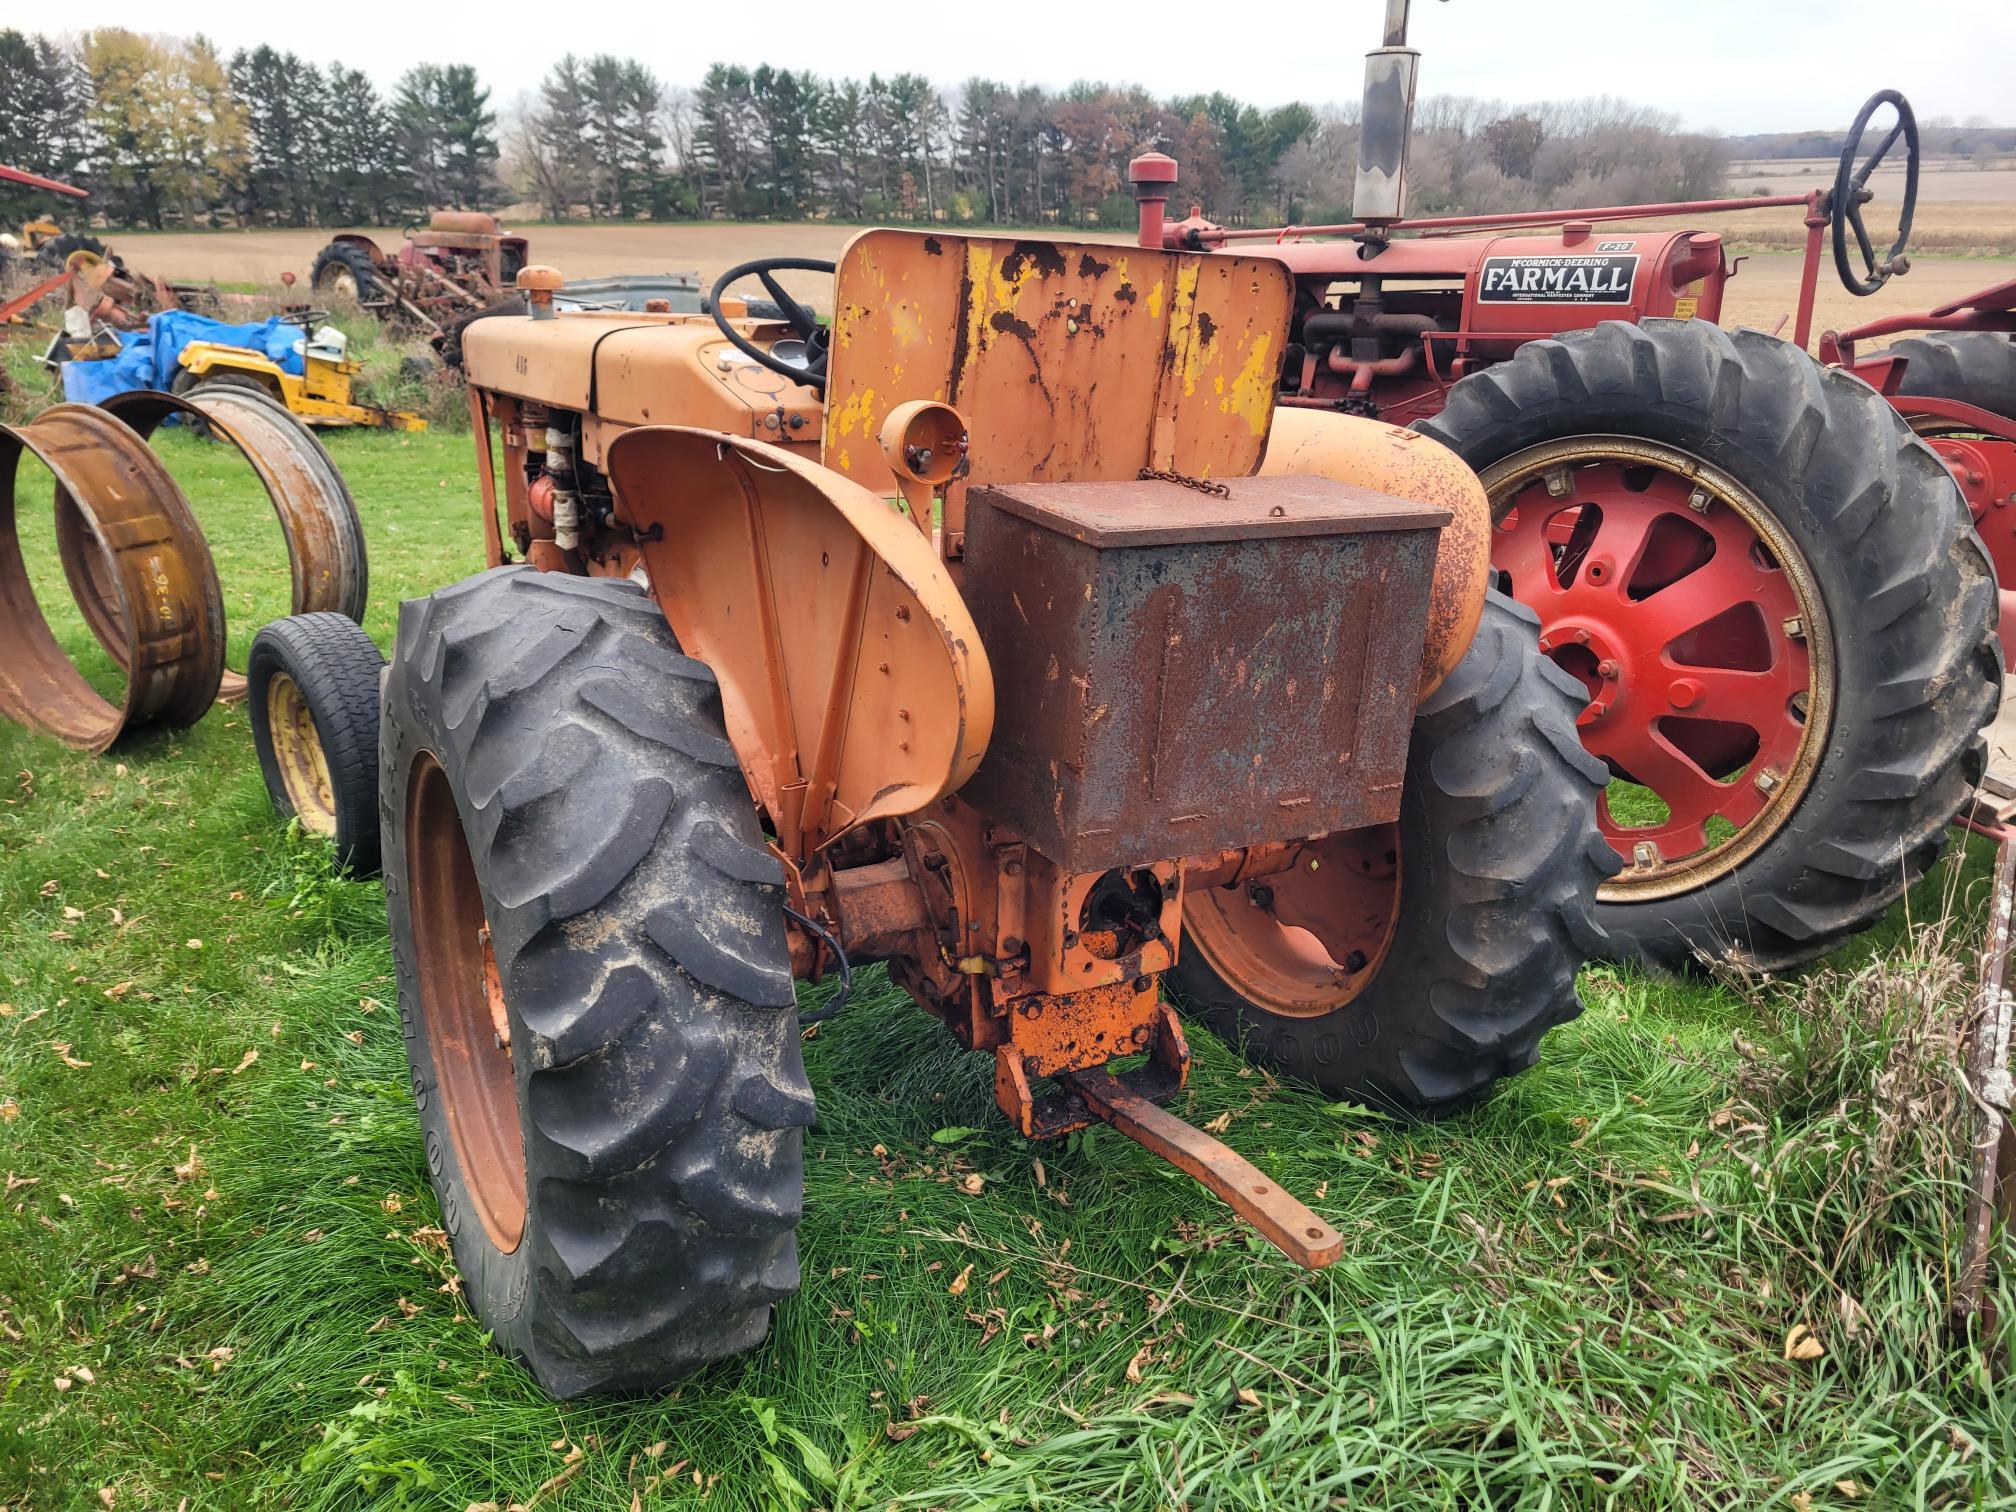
<box><xmin>309</xmin><ymin>211</ymin><xmax>529</xmax><ymax>337</ymax></box>
<box><xmin>1134</xmin><ymin>0</ymin><xmax>2010</xmax><ymax>972</ymax></box>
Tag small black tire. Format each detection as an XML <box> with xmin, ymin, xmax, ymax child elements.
<box><xmin>381</xmin><ymin>567</ymin><xmax>812</xmax><ymax>1398</ymax></box>
<box><xmin>1169</xmin><ymin>592</ymin><xmax>1619</xmax><ymax>1116</ymax></box>
<box><xmin>35</xmin><ymin>232</ymin><xmax>109</xmax><ymax>272</ymax></box>
<box><xmin>1418</xmin><ymin>319</ymin><xmax>2001</xmax><ymax>972</ymax></box>
<box><xmin>310</xmin><ymin>241</ymin><xmax>383</xmax><ymax>301</ymax></box>
<box><xmin>247</xmin><ymin>614</ymin><xmax>385</xmax><ymax>876</ymax></box>
<box><xmin>169</xmin><ymin>367</ymin><xmax>285</xmax><ymax>430</ymax></box>
<box><xmin>1891</xmin><ymin>331</ymin><xmax>2016</xmax><ymax>420</ymax></box>
<box><xmin>438</xmin><ymin>296</ymin><xmax>527</xmax><ymax>371</ymax></box>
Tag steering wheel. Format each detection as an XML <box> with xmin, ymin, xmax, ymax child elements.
<box><xmin>709</xmin><ymin>258</ymin><xmax>836</xmax><ymax>389</ymax></box>
<box><xmin>1831</xmin><ymin>89</ymin><xmax>1919</xmax><ymax>296</ymax></box>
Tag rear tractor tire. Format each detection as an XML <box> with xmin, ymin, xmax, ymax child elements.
<box><xmin>381</xmin><ymin>567</ymin><xmax>813</xmax><ymax>1397</ymax></box>
<box><xmin>1892</xmin><ymin>331</ymin><xmax>2016</xmax><ymax>421</ymax></box>
<box><xmin>1170</xmin><ymin>592</ymin><xmax>1619</xmax><ymax>1116</ymax></box>
<box><xmin>248</xmin><ymin>614</ymin><xmax>384</xmax><ymax>876</ymax></box>
<box><xmin>310</xmin><ymin>241</ymin><xmax>383</xmax><ymax>302</ymax></box>
<box><xmin>1418</xmin><ymin>318</ymin><xmax>2000</xmax><ymax>972</ymax></box>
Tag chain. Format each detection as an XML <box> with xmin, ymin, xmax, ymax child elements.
<box><xmin>1137</xmin><ymin>466</ymin><xmax>1230</xmax><ymax>498</ymax></box>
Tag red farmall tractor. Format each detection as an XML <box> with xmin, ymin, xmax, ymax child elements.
<box><xmin>237</xmin><ymin>231</ymin><xmax>1632</xmax><ymax>1396</ymax></box>
<box><xmin>1130</xmin><ymin>1</ymin><xmax>2007</xmax><ymax>971</ymax></box>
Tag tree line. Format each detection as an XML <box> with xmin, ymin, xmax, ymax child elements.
<box><xmin>1</xmin><ymin>27</ymin><xmax>1735</xmax><ymax>235</ymax></box>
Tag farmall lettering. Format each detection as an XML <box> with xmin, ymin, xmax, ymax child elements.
<box><xmin>1477</xmin><ymin>252</ymin><xmax>1639</xmax><ymax>304</ymax></box>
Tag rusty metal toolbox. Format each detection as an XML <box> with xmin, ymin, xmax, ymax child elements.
<box><xmin>958</xmin><ymin>473</ymin><xmax>1448</xmax><ymax>871</ymax></box>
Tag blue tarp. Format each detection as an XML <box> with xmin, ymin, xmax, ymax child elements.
<box><xmin>61</xmin><ymin>311</ymin><xmax>306</xmax><ymax>405</ymax></box>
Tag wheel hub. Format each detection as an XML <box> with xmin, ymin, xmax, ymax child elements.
<box><xmin>1486</xmin><ymin>437</ymin><xmax>1832</xmax><ymax>901</ymax></box>
<box><xmin>266</xmin><ymin>671</ymin><xmax>337</xmax><ymax>835</ymax></box>
<box><xmin>1181</xmin><ymin>826</ymin><xmax>1402</xmax><ymax>1018</ymax></box>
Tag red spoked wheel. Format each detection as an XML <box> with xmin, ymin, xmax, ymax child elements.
<box><xmin>1487</xmin><ymin>437</ymin><xmax>1831</xmax><ymax>901</ymax></box>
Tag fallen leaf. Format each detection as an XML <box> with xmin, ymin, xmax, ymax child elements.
<box><xmin>959</xmin><ymin>1173</ymin><xmax>985</xmax><ymax>1194</ymax></box>
<box><xmin>173</xmin><ymin>1146</ymin><xmax>204</xmax><ymax>1183</ymax></box>
<box><xmin>0</xmin><ymin>1100</ymin><xmax>17</xmax><ymax>1123</ymax></box>
<box><xmin>231</xmin><ymin>1049</ymin><xmax>258</xmax><ymax>1075</ymax></box>
<box><xmin>1125</xmin><ymin>1343</ymin><xmax>1153</xmax><ymax>1383</ymax></box>
<box><xmin>186</xmin><ymin>939</ymin><xmax>203</xmax><ymax>951</ymax></box>
<box><xmin>947</xmin><ymin>1263</ymin><xmax>973</xmax><ymax>1297</ymax></box>
<box><xmin>1783</xmin><ymin>1323</ymin><xmax>1825</xmax><ymax>1362</ymax></box>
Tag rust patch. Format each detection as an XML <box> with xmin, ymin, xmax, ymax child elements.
<box><xmin>1001</xmin><ymin>242</ymin><xmax>1068</xmax><ymax>282</ymax></box>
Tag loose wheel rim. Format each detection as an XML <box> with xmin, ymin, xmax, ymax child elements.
<box><xmin>265</xmin><ymin>671</ymin><xmax>338</xmax><ymax>836</ymax></box>
<box><xmin>407</xmin><ymin>753</ymin><xmax>526</xmax><ymax>1254</ymax></box>
<box><xmin>1486</xmin><ymin>437</ymin><xmax>1833</xmax><ymax>902</ymax></box>
<box><xmin>1181</xmin><ymin>827</ymin><xmax>1401</xmax><ymax>1018</ymax></box>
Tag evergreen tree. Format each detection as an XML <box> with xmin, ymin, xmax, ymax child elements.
<box><xmin>394</xmin><ymin>62</ymin><xmax>497</xmax><ymax>209</ymax></box>
<box><xmin>320</xmin><ymin>65</ymin><xmax>405</xmax><ymax>224</ymax></box>
<box><xmin>0</xmin><ymin>32</ymin><xmax>90</xmax><ymax>224</ymax></box>
<box><xmin>230</xmin><ymin>45</ymin><xmax>325</xmax><ymax>226</ymax></box>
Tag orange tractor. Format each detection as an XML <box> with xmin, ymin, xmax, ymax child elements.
<box><xmin>250</xmin><ymin>237</ymin><xmax>1621</xmax><ymax>1396</ymax></box>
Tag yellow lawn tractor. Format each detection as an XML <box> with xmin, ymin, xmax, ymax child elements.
<box><xmin>173</xmin><ymin>318</ymin><xmax>425</xmax><ymax>432</ymax></box>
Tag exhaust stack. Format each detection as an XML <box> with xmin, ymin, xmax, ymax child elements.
<box><xmin>1353</xmin><ymin>0</ymin><xmax>1433</xmax><ymax>224</ymax></box>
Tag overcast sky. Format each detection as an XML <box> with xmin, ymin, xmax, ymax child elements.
<box><xmin>59</xmin><ymin>0</ymin><xmax>2016</xmax><ymax>135</ymax></box>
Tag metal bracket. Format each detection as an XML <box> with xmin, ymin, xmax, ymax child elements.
<box><xmin>994</xmin><ymin>1003</ymin><xmax>1342</xmax><ymax>1271</ymax></box>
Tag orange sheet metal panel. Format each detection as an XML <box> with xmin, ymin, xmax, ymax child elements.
<box><xmin>604</xmin><ymin>426</ymin><xmax>993</xmax><ymax>862</ymax></box>
<box><xmin>822</xmin><ymin>231</ymin><xmax>1293</xmax><ymax>529</ymax></box>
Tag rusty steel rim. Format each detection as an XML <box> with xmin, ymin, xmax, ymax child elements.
<box><xmin>1182</xmin><ymin>827</ymin><xmax>1402</xmax><ymax>1018</ymax></box>
<box><xmin>58</xmin><ymin>388</ymin><xmax>368</xmax><ymax>703</ymax></box>
<box><xmin>0</xmin><ymin>405</ymin><xmax>225</xmax><ymax>752</ymax></box>
<box><xmin>406</xmin><ymin>752</ymin><xmax>526</xmax><ymax>1254</ymax></box>
<box><xmin>266</xmin><ymin>671</ymin><xmax>338</xmax><ymax>835</ymax></box>
<box><xmin>1485</xmin><ymin>437</ymin><xmax>1833</xmax><ymax>903</ymax></box>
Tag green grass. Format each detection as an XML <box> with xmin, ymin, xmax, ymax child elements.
<box><xmin>2</xmin><ymin>430</ymin><xmax>2013</xmax><ymax>1509</ymax></box>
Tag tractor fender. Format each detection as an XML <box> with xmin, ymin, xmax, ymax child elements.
<box><xmin>604</xmin><ymin>426</ymin><xmax>993</xmax><ymax>863</ymax></box>
<box><xmin>326</xmin><ymin>233</ymin><xmax>387</xmax><ymax>265</ymax></box>
<box><xmin>1257</xmin><ymin>407</ymin><xmax>1491</xmax><ymax>700</ymax></box>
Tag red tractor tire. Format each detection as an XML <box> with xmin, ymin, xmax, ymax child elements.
<box><xmin>1892</xmin><ymin>331</ymin><xmax>2016</xmax><ymax>420</ymax></box>
<box><xmin>1419</xmin><ymin>318</ymin><xmax>2000</xmax><ymax>973</ymax></box>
